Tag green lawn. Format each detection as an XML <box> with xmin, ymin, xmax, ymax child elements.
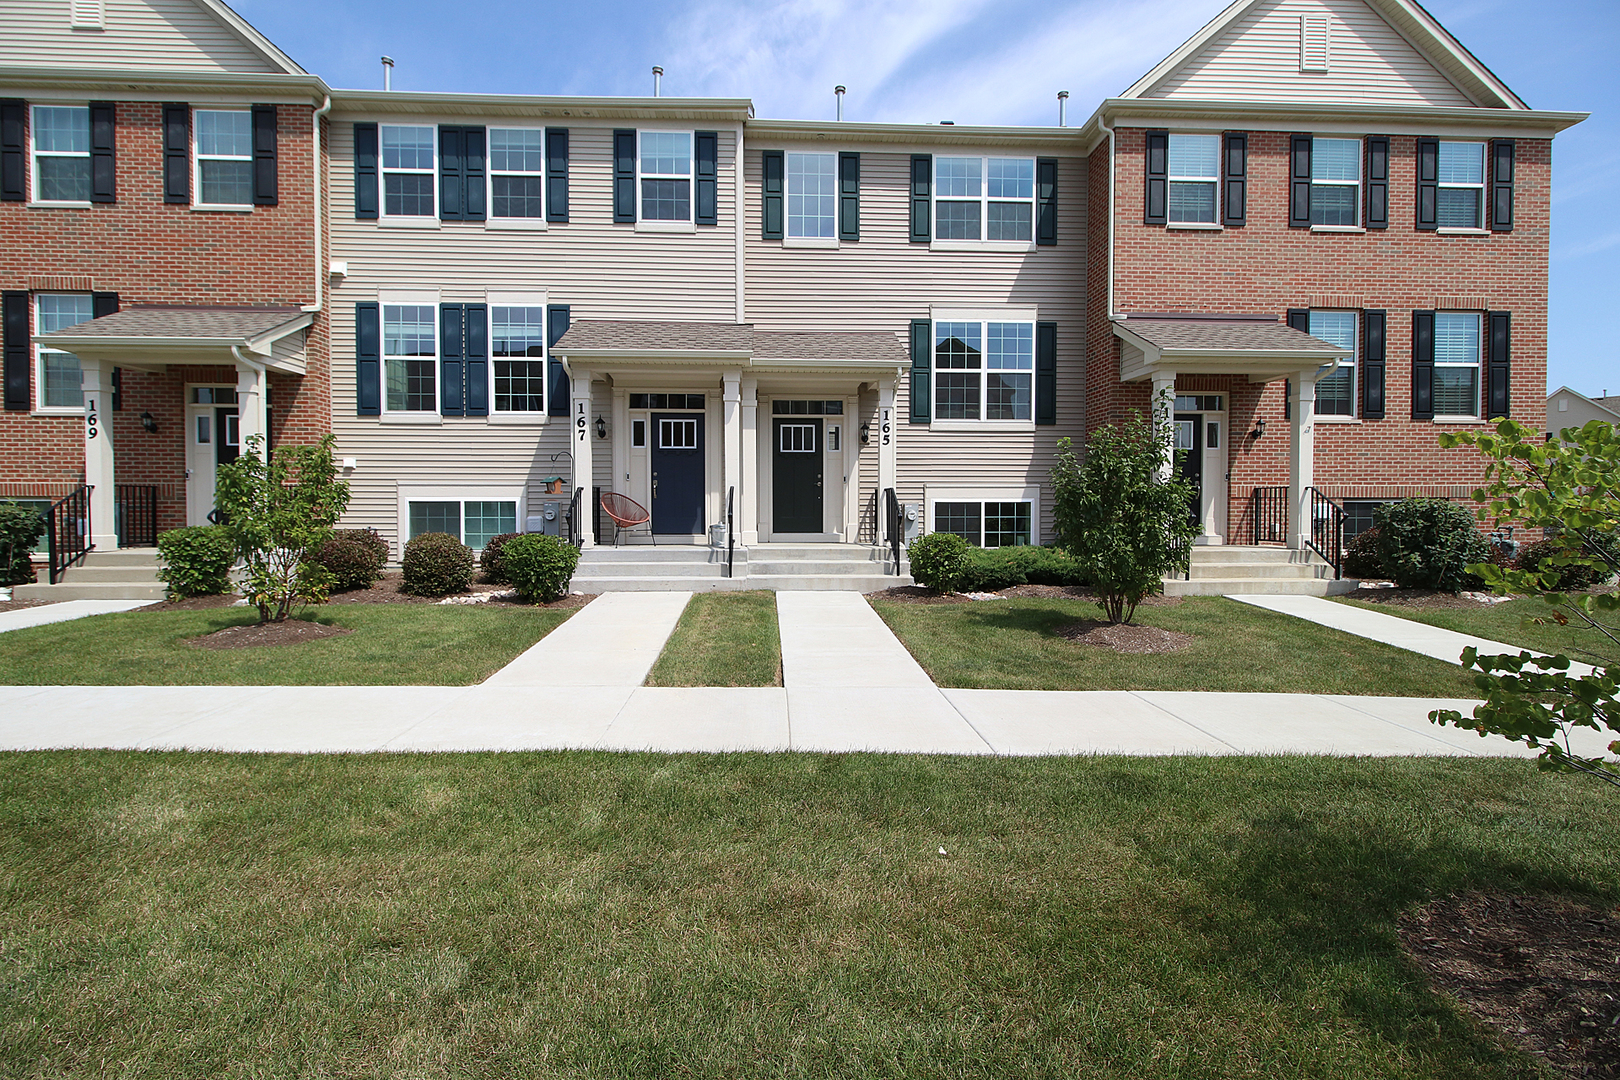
<box><xmin>1334</xmin><ymin>595</ymin><xmax>1620</xmax><ymax>666</ymax></box>
<box><xmin>0</xmin><ymin>752</ymin><xmax>1614</xmax><ymax>1078</ymax></box>
<box><xmin>0</xmin><ymin>605</ymin><xmax>575</xmax><ymax>685</ymax></box>
<box><xmin>646</xmin><ymin>590</ymin><xmax>781</xmax><ymax>687</ymax></box>
<box><xmin>871</xmin><ymin>595</ymin><xmax>1479</xmax><ymax>695</ymax></box>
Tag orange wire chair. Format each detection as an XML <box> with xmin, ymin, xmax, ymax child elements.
<box><xmin>598</xmin><ymin>491</ymin><xmax>652</xmax><ymax>545</ymax></box>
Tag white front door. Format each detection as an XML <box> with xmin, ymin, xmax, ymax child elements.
<box><xmin>186</xmin><ymin>387</ymin><xmax>239</xmax><ymax>525</ymax></box>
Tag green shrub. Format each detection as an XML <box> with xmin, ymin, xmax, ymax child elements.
<box><xmin>1372</xmin><ymin>498</ymin><xmax>1490</xmax><ymax>592</ymax></box>
<box><xmin>1516</xmin><ymin>537</ymin><xmax>1615</xmax><ymax>591</ymax></box>
<box><xmin>315</xmin><ymin>528</ymin><xmax>389</xmax><ymax>592</ymax></box>
<box><xmin>1341</xmin><ymin>527</ymin><xmax>1386</xmax><ymax>580</ymax></box>
<box><xmin>479</xmin><ymin>532</ymin><xmax>522</xmax><ymax>584</ymax></box>
<box><xmin>0</xmin><ymin>501</ymin><xmax>47</xmax><ymax>586</ymax></box>
<box><xmin>155</xmin><ymin>525</ymin><xmax>236</xmax><ymax>598</ymax></box>
<box><xmin>957</xmin><ymin>546</ymin><xmax>1088</xmax><ymax>592</ymax></box>
<box><xmin>401</xmin><ymin>532</ymin><xmax>474</xmax><ymax>596</ymax></box>
<box><xmin>907</xmin><ymin>531</ymin><xmax>971</xmax><ymax>593</ymax></box>
<box><xmin>500</xmin><ymin>534</ymin><xmax>580</xmax><ymax>603</ymax></box>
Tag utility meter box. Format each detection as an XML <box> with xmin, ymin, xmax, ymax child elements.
<box><xmin>903</xmin><ymin>502</ymin><xmax>922</xmax><ymax>542</ymax></box>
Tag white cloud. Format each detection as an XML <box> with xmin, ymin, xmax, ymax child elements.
<box><xmin>1554</xmin><ymin>230</ymin><xmax>1620</xmax><ymax>260</ymax></box>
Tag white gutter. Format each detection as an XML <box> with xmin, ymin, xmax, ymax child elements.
<box><xmin>734</xmin><ymin>121</ymin><xmax>746</xmax><ymax>324</ymax></box>
<box><xmin>306</xmin><ymin>94</ymin><xmax>332</xmax><ymax>314</ymax></box>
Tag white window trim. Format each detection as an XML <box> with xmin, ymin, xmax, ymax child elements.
<box><xmin>33</xmin><ymin>292</ymin><xmax>93</xmax><ymax>416</ymax></box>
<box><xmin>932</xmin><ymin>154</ymin><xmax>1037</xmax><ymax>245</ymax></box>
<box><xmin>785</xmin><ymin>150</ymin><xmax>837</xmax><ymax>241</ymax></box>
<box><xmin>1166</xmin><ymin>133</ymin><xmax>1220</xmax><ymax>226</ymax></box>
<box><xmin>783</xmin><ymin>235</ymin><xmax>839</xmax><ymax>249</ymax></box>
<box><xmin>928</xmin><ymin>310</ymin><xmax>1039</xmax><ymax>429</ymax></box>
<box><xmin>1437</xmin><ymin>141</ymin><xmax>1487</xmax><ymax>231</ymax></box>
<box><xmin>1308</xmin><ymin>310</ymin><xmax>1358</xmax><ymax>420</ymax></box>
<box><xmin>28</xmin><ymin>102</ymin><xmax>92</xmax><ymax>208</ymax></box>
<box><xmin>486</xmin><ymin>125</ymin><xmax>548</xmax><ymax>228</ymax></box>
<box><xmin>487</xmin><ymin>291</ymin><xmax>549</xmax><ymax>419</ymax></box>
<box><xmin>191</xmin><ymin>107</ymin><xmax>255</xmax><ymax>212</ymax></box>
<box><xmin>637</xmin><ymin>129</ymin><xmax>694</xmax><ymax>224</ymax></box>
<box><xmin>397</xmin><ymin>484</ymin><xmax>525</xmax><ymax>555</ymax></box>
<box><xmin>379</xmin><ymin>123</ymin><xmax>437</xmax><ymax>222</ymax></box>
<box><xmin>924</xmin><ymin>487</ymin><xmax>1041</xmax><ymax>548</ymax></box>
<box><xmin>379</xmin><ymin>290</ymin><xmax>440</xmax><ymax>418</ymax></box>
<box><xmin>1431</xmin><ymin>310</ymin><xmax>1484</xmax><ymax>423</ymax></box>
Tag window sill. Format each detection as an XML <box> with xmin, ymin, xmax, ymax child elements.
<box><xmin>28</xmin><ymin>201</ymin><xmax>92</xmax><ymax>209</ymax></box>
<box><xmin>379</xmin><ymin>413</ymin><xmax>443</xmax><ymax>425</ymax></box>
<box><xmin>1310</xmin><ymin>225</ymin><xmax>1365</xmax><ymax>234</ymax></box>
<box><xmin>928</xmin><ymin>420</ymin><xmax>1036</xmax><ymax>434</ymax></box>
<box><xmin>486</xmin><ymin>218</ymin><xmax>548</xmax><ymax>231</ymax></box>
<box><xmin>192</xmin><ymin>204</ymin><xmax>254</xmax><ymax>213</ymax></box>
<box><xmin>1166</xmin><ymin>221</ymin><xmax>1222</xmax><ymax>231</ymax></box>
<box><xmin>1436</xmin><ymin>227</ymin><xmax>1489</xmax><ymax>236</ymax></box>
<box><xmin>929</xmin><ymin>239</ymin><xmax>1036</xmax><ymax>252</ymax></box>
<box><xmin>32</xmin><ymin>408</ymin><xmax>84</xmax><ymax>418</ymax></box>
<box><xmin>486</xmin><ymin>413</ymin><xmax>550</xmax><ymax>425</ymax></box>
<box><xmin>783</xmin><ymin>236</ymin><xmax>838</xmax><ymax>249</ymax></box>
<box><xmin>635</xmin><ymin>219</ymin><xmax>696</xmax><ymax>233</ymax></box>
<box><xmin>1315</xmin><ymin>415</ymin><xmax>1361</xmax><ymax>424</ymax></box>
<box><xmin>378</xmin><ymin>217</ymin><xmax>441</xmax><ymax>229</ymax></box>
<box><xmin>1432</xmin><ymin>416</ymin><xmax>1487</xmax><ymax>425</ymax></box>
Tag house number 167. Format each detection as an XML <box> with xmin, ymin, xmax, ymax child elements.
<box><xmin>577</xmin><ymin>401</ymin><xmax>587</xmax><ymax>441</ymax></box>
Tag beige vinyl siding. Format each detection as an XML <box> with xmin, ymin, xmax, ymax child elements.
<box><xmin>746</xmin><ymin>145</ymin><xmax>1087</xmax><ymax>545</ymax></box>
<box><xmin>0</xmin><ymin>0</ymin><xmax>284</xmax><ymax>73</ymax></box>
<box><xmin>1145</xmin><ymin>0</ymin><xmax>1477</xmax><ymax>108</ymax></box>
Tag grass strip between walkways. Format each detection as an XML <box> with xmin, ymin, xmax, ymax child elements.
<box><xmin>0</xmin><ymin>751</ymin><xmax>1614</xmax><ymax>1078</ymax></box>
<box><xmin>0</xmin><ymin>604</ymin><xmax>575</xmax><ymax>686</ymax></box>
<box><xmin>871</xmin><ymin>594</ymin><xmax>1480</xmax><ymax>695</ymax></box>
<box><xmin>645</xmin><ymin>590</ymin><xmax>781</xmax><ymax>686</ymax></box>
<box><xmin>1333</xmin><ymin>594</ymin><xmax>1620</xmax><ymax>667</ymax></box>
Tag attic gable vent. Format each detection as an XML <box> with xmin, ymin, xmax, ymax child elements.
<box><xmin>1299</xmin><ymin>14</ymin><xmax>1330</xmax><ymax>72</ymax></box>
<box><xmin>70</xmin><ymin>0</ymin><xmax>105</xmax><ymax>30</ymax></box>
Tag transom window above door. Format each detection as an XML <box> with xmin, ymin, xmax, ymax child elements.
<box><xmin>658</xmin><ymin>417</ymin><xmax>699</xmax><ymax>450</ymax></box>
<box><xmin>630</xmin><ymin>393</ymin><xmax>704</xmax><ymax>410</ymax></box>
<box><xmin>772</xmin><ymin>400</ymin><xmax>843</xmax><ymax>415</ymax></box>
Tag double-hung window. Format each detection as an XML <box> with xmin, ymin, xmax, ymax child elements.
<box><xmin>1309</xmin><ymin>310</ymin><xmax>1357</xmax><ymax>416</ymax></box>
<box><xmin>1437</xmin><ymin>142</ymin><xmax>1485</xmax><ymax>229</ymax></box>
<box><xmin>489</xmin><ymin>128</ymin><xmax>545</xmax><ymax>219</ymax></box>
<box><xmin>194</xmin><ymin>109</ymin><xmax>253</xmax><ymax>207</ymax></box>
<box><xmin>1433</xmin><ymin>312</ymin><xmax>1482</xmax><ymax>417</ymax></box>
<box><xmin>382</xmin><ymin>303</ymin><xmax>437</xmax><ymax>413</ymax></box>
<box><xmin>786</xmin><ymin>152</ymin><xmax>835</xmax><ymax>238</ymax></box>
<box><xmin>934</xmin><ymin>319</ymin><xmax>1034</xmax><ymax>422</ymax></box>
<box><xmin>934</xmin><ymin>156</ymin><xmax>1035</xmax><ymax>241</ymax></box>
<box><xmin>639</xmin><ymin>132</ymin><xmax>691</xmax><ymax>221</ymax></box>
<box><xmin>1167</xmin><ymin>134</ymin><xmax>1219</xmax><ymax>224</ymax></box>
<box><xmin>1309</xmin><ymin>138</ymin><xmax>1359</xmax><ymax>226</ymax></box>
<box><xmin>381</xmin><ymin>125</ymin><xmax>435</xmax><ymax>218</ymax></box>
<box><xmin>491</xmin><ymin>305</ymin><xmax>546</xmax><ymax>412</ymax></box>
<box><xmin>35</xmin><ymin>294</ymin><xmax>93</xmax><ymax>411</ymax></box>
<box><xmin>934</xmin><ymin>500</ymin><xmax>1032</xmax><ymax>548</ymax></box>
<box><xmin>32</xmin><ymin>105</ymin><xmax>91</xmax><ymax>203</ymax></box>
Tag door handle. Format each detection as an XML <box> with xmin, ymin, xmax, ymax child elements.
<box><xmin>652</xmin><ymin>479</ymin><xmax>658</xmax><ymax>498</ymax></box>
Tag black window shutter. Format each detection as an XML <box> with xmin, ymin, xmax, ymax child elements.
<box><xmin>909</xmin><ymin>155</ymin><xmax>931</xmax><ymax>242</ymax></box>
<box><xmin>1415</xmin><ymin>137</ymin><xmax>1439</xmax><ymax>230</ymax></box>
<box><xmin>463</xmin><ymin>126</ymin><xmax>485</xmax><ymax>221</ymax></box>
<box><xmin>909</xmin><ymin>319</ymin><xmax>931</xmax><ymax>423</ymax></box>
<box><xmin>355</xmin><ymin>302</ymin><xmax>380</xmax><ymax>415</ymax></box>
<box><xmin>89</xmin><ymin>101</ymin><xmax>115</xmax><ymax>203</ymax></box>
<box><xmin>694</xmin><ymin>130</ymin><xmax>717</xmax><ymax>225</ymax></box>
<box><xmin>163</xmin><ymin>104</ymin><xmax>190</xmax><ymax>204</ymax></box>
<box><xmin>2</xmin><ymin>290</ymin><xmax>29</xmax><ymax>411</ymax></box>
<box><xmin>761</xmin><ymin>149</ymin><xmax>783</xmax><ymax>240</ymax></box>
<box><xmin>1285</xmin><ymin>309</ymin><xmax>1309</xmax><ymax>421</ymax></box>
<box><xmin>251</xmin><ymin>104</ymin><xmax>277</xmax><ymax>205</ymax></box>
<box><xmin>1221</xmin><ymin>132</ymin><xmax>1246</xmax><ymax>226</ymax></box>
<box><xmin>1036</xmin><ymin>157</ymin><xmax>1058</xmax><ymax>245</ymax></box>
<box><xmin>0</xmin><ymin>99</ymin><xmax>24</xmax><ymax>202</ymax></box>
<box><xmin>839</xmin><ymin>151</ymin><xmax>861</xmax><ymax>242</ymax></box>
<box><xmin>547</xmin><ymin>304</ymin><xmax>571</xmax><ymax>416</ymax></box>
<box><xmin>1487</xmin><ymin>310</ymin><xmax>1511</xmax><ymax>418</ymax></box>
<box><xmin>613</xmin><ymin>129</ymin><xmax>636</xmax><ymax>223</ymax></box>
<box><xmin>353</xmin><ymin>123</ymin><xmax>378</xmax><ymax>219</ymax></box>
<box><xmin>1283</xmin><ymin>380</ymin><xmax>1292</xmax><ymax>421</ymax></box>
<box><xmin>1412</xmin><ymin>310</ymin><xmax>1435</xmax><ymax>419</ymax></box>
<box><xmin>545</xmin><ymin>127</ymin><xmax>569</xmax><ymax>223</ymax></box>
<box><xmin>1361</xmin><ymin>309</ymin><xmax>1386</xmax><ymax>419</ymax></box>
<box><xmin>439</xmin><ymin>126</ymin><xmax>463</xmax><ymax>221</ymax></box>
<box><xmin>440</xmin><ymin>303</ymin><xmax>465</xmax><ymax>417</ymax></box>
<box><xmin>1289</xmin><ymin>134</ymin><xmax>1312</xmax><ymax>227</ymax></box>
<box><xmin>1490</xmin><ymin>139</ymin><xmax>1514</xmax><ymax>232</ymax></box>
<box><xmin>1144</xmin><ymin>129</ymin><xmax>1167</xmax><ymax>225</ymax></box>
<box><xmin>1035</xmin><ymin>321</ymin><xmax>1057</xmax><ymax>425</ymax></box>
<box><xmin>465</xmin><ymin>304</ymin><xmax>488</xmax><ymax>417</ymax></box>
<box><xmin>1364</xmin><ymin>136</ymin><xmax>1389</xmax><ymax>230</ymax></box>
<box><xmin>111</xmin><ymin>367</ymin><xmax>122</xmax><ymax>412</ymax></box>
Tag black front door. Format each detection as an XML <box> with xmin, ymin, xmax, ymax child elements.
<box><xmin>773</xmin><ymin>418</ymin><xmax>823</xmax><ymax>534</ymax></box>
<box><xmin>1174</xmin><ymin>412</ymin><xmax>1202</xmax><ymax>526</ymax></box>
<box><xmin>216</xmin><ymin>407</ymin><xmax>240</xmax><ymax>466</ymax></box>
<box><xmin>651</xmin><ymin>412</ymin><xmax>704</xmax><ymax>534</ymax></box>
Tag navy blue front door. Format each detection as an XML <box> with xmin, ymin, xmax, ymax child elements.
<box><xmin>651</xmin><ymin>412</ymin><xmax>705</xmax><ymax>534</ymax></box>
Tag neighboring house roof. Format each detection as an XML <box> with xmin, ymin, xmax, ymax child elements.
<box><xmin>1113</xmin><ymin>313</ymin><xmax>1350</xmax><ymax>383</ymax></box>
<box><xmin>36</xmin><ymin>305</ymin><xmax>313</xmax><ymax>372</ymax></box>
<box><xmin>1546</xmin><ymin>386</ymin><xmax>1620</xmax><ymax>422</ymax></box>
<box><xmin>0</xmin><ymin>0</ymin><xmax>305</xmax><ymax>77</ymax></box>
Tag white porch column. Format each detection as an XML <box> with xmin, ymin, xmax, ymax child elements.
<box><xmin>235</xmin><ymin>362</ymin><xmax>268</xmax><ymax>455</ymax></box>
<box><xmin>1150</xmin><ymin>369</ymin><xmax>1176</xmax><ymax>482</ymax></box>
<box><xmin>1288</xmin><ymin>370</ymin><xmax>1317</xmax><ymax>551</ymax></box>
<box><xmin>877</xmin><ymin>377</ymin><xmax>897</xmax><ymax>540</ymax></box>
<box><xmin>80</xmin><ymin>359</ymin><xmax>118</xmax><ymax>551</ymax></box>
<box><xmin>740</xmin><ymin>376</ymin><xmax>759</xmax><ymax>544</ymax></box>
<box><xmin>722</xmin><ymin>371</ymin><xmax>741</xmax><ymax>538</ymax></box>
<box><xmin>570</xmin><ymin>366</ymin><xmax>595</xmax><ymax>547</ymax></box>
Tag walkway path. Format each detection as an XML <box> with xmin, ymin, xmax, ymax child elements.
<box><xmin>0</xmin><ymin>599</ymin><xmax>154</xmax><ymax>634</ymax></box>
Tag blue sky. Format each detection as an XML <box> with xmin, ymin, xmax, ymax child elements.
<box><xmin>235</xmin><ymin>0</ymin><xmax>1617</xmax><ymax>396</ymax></box>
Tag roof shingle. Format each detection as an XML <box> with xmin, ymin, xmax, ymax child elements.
<box><xmin>39</xmin><ymin>305</ymin><xmax>307</xmax><ymax>342</ymax></box>
<box><xmin>1119</xmin><ymin>316</ymin><xmax>1348</xmax><ymax>353</ymax></box>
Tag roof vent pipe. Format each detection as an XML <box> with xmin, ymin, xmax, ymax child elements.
<box><xmin>1058</xmin><ymin>90</ymin><xmax>1069</xmax><ymax>127</ymax></box>
<box><xmin>381</xmin><ymin>56</ymin><xmax>393</xmax><ymax>91</ymax></box>
<box><xmin>652</xmin><ymin>66</ymin><xmax>663</xmax><ymax>96</ymax></box>
<box><xmin>835</xmin><ymin>85</ymin><xmax>845</xmax><ymax>121</ymax></box>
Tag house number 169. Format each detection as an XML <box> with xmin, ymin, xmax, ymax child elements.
<box><xmin>85</xmin><ymin>398</ymin><xmax>99</xmax><ymax>440</ymax></box>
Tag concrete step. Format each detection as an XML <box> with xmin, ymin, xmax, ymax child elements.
<box><xmin>748</xmin><ymin>560</ymin><xmax>899</xmax><ymax>576</ymax></box>
<box><xmin>751</xmin><ymin>544</ymin><xmax>894</xmax><ymax>561</ymax></box>
<box><xmin>747</xmin><ymin>574</ymin><xmax>913</xmax><ymax>592</ymax></box>
<box><xmin>1187</xmin><ymin>561</ymin><xmax>1333</xmax><ymax>580</ymax></box>
<box><xmin>80</xmin><ymin>548</ymin><xmax>162</xmax><ymax>568</ymax></box>
<box><xmin>576</xmin><ymin>561</ymin><xmax>727</xmax><ymax>578</ymax></box>
<box><xmin>1188</xmin><ymin>546</ymin><xmax>1321</xmax><ymax>565</ymax></box>
<box><xmin>55</xmin><ymin>564</ymin><xmax>164</xmax><ymax>583</ymax></box>
<box><xmin>1163</xmin><ymin>577</ymin><xmax>1359</xmax><ymax>597</ymax></box>
<box><xmin>12</xmin><ymin>580</ymin><xmax>167</xmax><ymax>601</ymax></box>
<box><xmin>580</xmin><ymin>546</ymin><xmax>739</xmax><ymax>564</ymax></box>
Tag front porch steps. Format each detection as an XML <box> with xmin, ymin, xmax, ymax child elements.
<box><xmin>13</xmin><ymin>547</ymin><xmax>167</xmax><ymax>602</ymax></box>
<box><xmin>570</xmin><ymin>542</ymin><xmax>911</xmax><ymax>593</ymax></box>
<box><xmin>1163</xmin><ymin>545</ymin><xmax>1359</xmax><ymax>597</ymax></box>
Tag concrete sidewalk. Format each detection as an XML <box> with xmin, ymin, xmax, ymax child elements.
<box><xmin>0</xmin><ymin>599</ymin><xmax>154</xmax><ymax>633</ymax></box>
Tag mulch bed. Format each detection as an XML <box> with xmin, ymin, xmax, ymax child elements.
<box><xmin>1401</xmin><ymin>893</ymin><xmax>1620</xmax><ymax>1078</ymax></box>
<box><xmin>1349</xmin><ymin>586</ymin><xmax>1510</xmax><ymax>610</ymax></box>
<box><xmin>187</xmin><ymin>620</ymin><xmax>353</xmax><ymax>650</ymax></box>
<box><xmin>140</xmin><ymin>574</ymin><xmax>595</xmax><ymax>612</ymax></box>
<box><xmin>0</xmin><ymin>598</ymin><xmax>55</xmax><ymax>613</ymax></box>
<box><xmin>138</xmin><ymin>593</ymin><xmax>244</xmax><ymax>612</ymax></box>
<box><xmin>1056</xmin><ymin>620</ymin><xmax>1195</xmax><ymax>654</ymax></box>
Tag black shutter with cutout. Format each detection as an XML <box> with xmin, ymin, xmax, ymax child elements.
<box><xmin>89</xmin><ymin>101</ymin><xmax>115</xmax><ymax>203</ymax></box>
<box><xmin>1491</xmin><ymin>140</ymin><xmax>1514</xmax><ymax>232</ymax></box>
<box><xmin>1364</xmin><ymin>136</ymin><xmax>1389</xmax><ymax>230</ymax></box>
<box><xmin>694</xmin><ymin>130</ymin><xmax>717</xmax><ymax>225</ymax></box>
<box><xmin>839</xmin><ymin>151</ymin><xmax>861</xmax><ymax>241</ymax></box>
<box><xmin>1415</xmin><ymin>137</ymin><xmax>1438</xmax><ymax>230</ymax></box>
<box><xmin>547</xmin><ymin>304</ymin><xmax>571</xmax><ymax>416</ymax></box>
<box><xmin>1222</xmin><ymin>132</ymin><xmax>1246</xmax><ymax>226</ymax></box>
<box><xmin>439</xmin><ymin>126</ymin><xmax>463</xmax><ymax>221</ymax></box>
<box><xmin>353</xmin><ymin>123</ymin><xmax>378</xmax><ymax>219</ymax></box>
<box><xmin>1036</xmin><ymin>157</ymin><xmax>1057</xmax><ymax>245</ymax></box>
<box><xmin>761</xmin><ymin>150</ymin><xmax>783</xmax><ymax>239</ymax></box>
<box><xmin>1487</xmin><ymin>310</ymin><xmax>1511</xmax><ymax>418</ymax></box>
<box><xmin>1285</xmin><ymin>309</ymin><xmax>1310</xmax><ymax>421</ymax></box>
<box><xmin>94</xmin><ymin>292</ymin><xmax>119</xmax><ymax>409</ymax></box>
<box><xmin>355</xmin><ymin>302</ymin><xmax>380</xmax><ymax>416</ymax></box>
<box><xmin>1361</xmin><ymin>309</ymin><xmax>1385</xmax><ymax>419</ymax></box>
<box><xmin>3</xmin><ymin>291</ymin><xmax>28</xmax><ymax>411</ymax></box>
<box><xmin>1144</xmin><ymin>129</ymin><xmax>1167</xmax><ymax>225</ymax></box>
<box><xmin>545</xmin><ymin>127</ymin><xmax>568</xmax><ymax>223</ymax></box>
<box><xmin>1412</xmin><ymin>310</ymin><xmax>1435</xmax><ymax>419</ymax></box>
<box><xmin>251</xmin><ymin>104</ymin><xmax>277</xmax><ymax>205</ymax></box>
<box><xmin>613</xmin><ymin>130</ymin><xmax>635</xmax><ymax>223</ymax></box>
<box><xmin>463</xmin><ymin>126</ymin><xmax>485</xmax><ymax>220</ymax></box>
<box><xmin>909</xmin><ymin>155</ymin><xmax>931</xmax><ymax>242</ymax></box>
<box><xmin>1289</xmin><ymin>134</ymin><xmax>1312</xmax><ymax>227</ymax></box>
<box><xmin>440</xmin><ymin>303</ymin><xmax>465</xmax><ymax>417</ymax></box>
<box><xmin>465</xmin><ymin>304</ymin><xmax>488</xmax><ymax>417</ymax></box>
<box><xmin>163</xmin><ymin>104</ymin><xmax>189</xmax><ymax>204</ymax></box>
<box><xmin>909</xmin><ymin>319</ymin><xmax>931</xmax><ymax>423</ymax></box>
<box><xmin>0</xmin><ymin>99</ymin><xmax>24</xmax><ymax>201</ymax></box>
<box><xmin>1035</xmin><ymin>322</ymin><xmax>1057</xmax><ymax>425</ymax></box>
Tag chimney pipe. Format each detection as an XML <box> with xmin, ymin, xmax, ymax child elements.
<box><xmin>1058</xmin><ymin>89</ymin><xmax>1069</xmax><ymax>127</ymax></box>
<box><xmin>652</xmin><ymin>66</ymin><xmax>663</xmax><ymax>97</ymax></box>
<box><xmin>835</xmin><ymin>85</ymin><xmax>845</xmax><ymax>122</ymax></box>
<box><xmin>381</xmin><ymin>56</ymin><xmax>393</xmax><ymax>92</ymax></box>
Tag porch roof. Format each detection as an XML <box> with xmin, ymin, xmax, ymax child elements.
<box><xmin>1113</xmin><ymin>313</ymin><xmax>1350</xmax><ymax>383</ymax></box>
<box><xmin>36</xmin><ymin>305</ymin><xmax>313</xmax><ymax>374</ymax></box>
<box><xmin>554</xmin><ymin>320</ymin><xmax>908</xmax><ymax>373</ymax></box>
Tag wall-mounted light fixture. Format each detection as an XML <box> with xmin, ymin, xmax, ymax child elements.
<box><xmin>859</xmin><ymin>422</ymin><xmax>870</xmax><ymax>445</ymax></box>
<box><xmin>1249</xmin><ymin>416</ymin><xmax>1266</xmax><ymax>440</ymax></box>
<box><xmin>139</xmin><ymin>410</ymin><xmax>157</xmax><ymax>433</ymax></box>
<box><xmin>594</xmin><ymin>415</ymin><xmax>608</xmax><ymax>439</ymax></box>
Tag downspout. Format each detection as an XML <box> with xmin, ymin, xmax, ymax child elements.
<box><xmin>306</xmin><ymin>94</ymin><xmax>332</xmax><ymax>314</ymax></box>
<box><xmin>734</xmin><ymin>120</ymin><xmax>745</xmax><ymax>324</ymax></box>
<box><xmin>1103</xmin><ymin>117</ymin><xmax>1116</xmax><ymax>319</ymax></box>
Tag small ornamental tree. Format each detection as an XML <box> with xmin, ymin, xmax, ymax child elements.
<box><xmin>214</xmin><ymin>434</ymin><xmax>351</xmax><ymax>623</ymax></box>
<box><xmin>1051</xmin><ymin>404</ymin><xmax>1199</xmax><ymax>624</ymax></box>
<box><xmin>1429</xmin><ymin>417</ymin><xmax>1620</xmax><ymax>787</ymax></box>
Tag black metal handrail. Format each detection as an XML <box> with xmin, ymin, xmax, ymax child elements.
<box><xmin>883</xmin><ymin>487</ymin><xmax>903</xmax><ymax>571</ymax></box>
<box><xmin>568</xmin><ymin>486</ymin><xmax>583</xmax><ymax>548</ymax></box>
<box><xmin>46</xmin><ymin>484</ymin><xmax>93</xmax><ymax>584</ymax></box>
<box><xmin>725</xmin><ymin>485</ymin><xmax>735</xmax><ymax>578</ymax></box>
<box><xmin>1306</xmin><ymin>486</ymin><xmax>1346</xmax><ymax>579</ymax></box>
<box><xmin>115</xmin><ymin>484</ymin><xmax>158</xmax><ymax>548</ymax></box>
<box><xmin>1249</xmin><ymin>485</ymin><xmax>1289</xmax><ymax>545</ymax></box>
<box><xmin>859</xmin><ymin>488</ymin><xmax>878</xmax><ymax>544</ymax></box>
